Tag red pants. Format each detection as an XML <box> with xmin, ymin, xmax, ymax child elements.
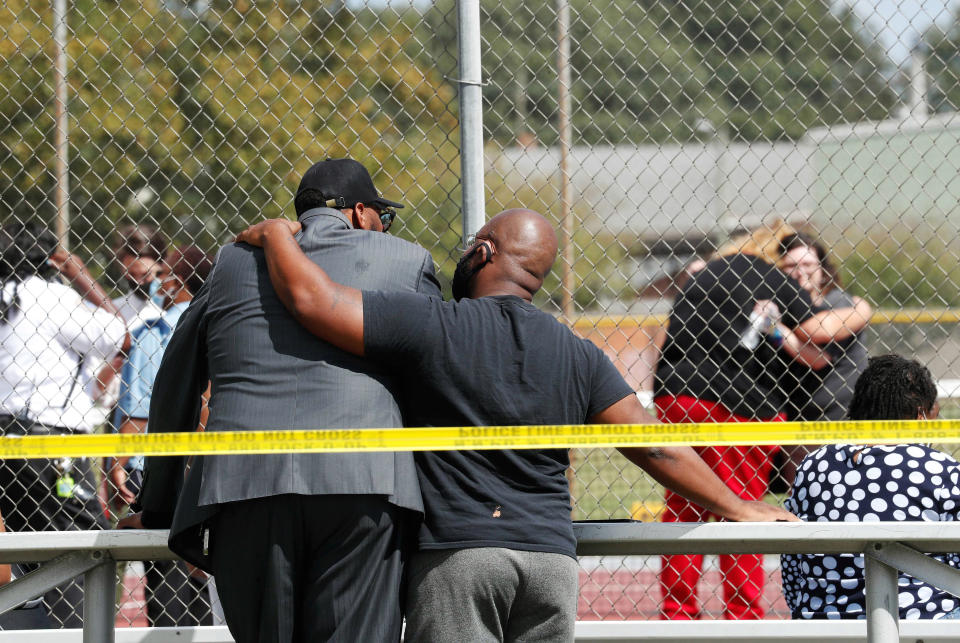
<box><xmin>655</xmin><ymin>394</ymin><xmax>782</xmax><ymax>620</ymax></box>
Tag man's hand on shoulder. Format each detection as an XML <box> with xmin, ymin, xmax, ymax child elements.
<box><xmin>727</xmin><ymin>500</ymin><xmax>799</xmax><ymax>523</ymax></box>
<box><xmin>234</xmin><ymin>215</ymin><xmax>366</xmax><ymax>355</ymax></box>
<box><xmin>235</xmin><ymin>219</ymin><xmax>301</xmax><ymax>247</ymax></box>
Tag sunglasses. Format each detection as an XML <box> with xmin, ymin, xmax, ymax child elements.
<box><xmin>377</xmin><ymin>207</ymin><xmax>397</xmax><ymax>233</ymax></box>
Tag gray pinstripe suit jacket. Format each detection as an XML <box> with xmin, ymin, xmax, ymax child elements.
<box><xmin>137</xmin><ymin>208</ymin><xmax>441</xmax><ymax>569</ymax></box>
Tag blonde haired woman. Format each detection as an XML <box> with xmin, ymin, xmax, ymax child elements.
<box><xmin>655</xmin><ymin>222</ymin><xmax>869</xmax><ymax>620</ymax></box>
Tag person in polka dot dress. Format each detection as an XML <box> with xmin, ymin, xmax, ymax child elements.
<box><xmin>781</xmin><ymin>354</ymin><xmax>960</xmax><ymax>620</ymax></box>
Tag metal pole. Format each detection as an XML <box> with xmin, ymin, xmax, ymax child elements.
<box><xmin>82</xmin><ymin>555</ymin><xmax>116</xmax><ymax>643</ymax></box>
<box><xmin>556</xmin><ymin>0</ymin><xmax>574</xmax><ymax>317</ymax></box>
<box><xmin>865</xmin><ymin>546</ymin><xmax>899</xmax><ymax>643</ymax></box>
<box><xmin>52</xmin><ymin>0</ymin><xmax>70</xmax><ymax>251</ymax></box>
<box><xmin>456</xmin><ymin>0</ymin><xmax>486</xmax><ymax>244</ymax></box>
<box><xmin>715</xmin><ymin>126</ymin><xmax>734</xmax><ymax>233</ymax></box>
<box><xmin>909</xmin><ymin>44</ymin><xmax>929</xmax><ymax>121</ymax></box>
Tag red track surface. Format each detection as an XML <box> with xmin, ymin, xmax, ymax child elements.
<box><xmin>578</xmin><ymin>568</ymin><xmax>790</xmax><ymax>620</ymax></box>
<box><xmin>117</xmin><ymin>572</ymin><xmax>147</xmax><ymax>628</ymax></box>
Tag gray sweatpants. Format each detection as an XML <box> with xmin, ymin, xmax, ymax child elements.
<box><xmin>404</xmin><ymin>547</ymin><xmax>579</xmax><ymax>643</ymax></box>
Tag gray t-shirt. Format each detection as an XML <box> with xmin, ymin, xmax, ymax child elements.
<box><xmin>787</xmin><ymin>288</ymin><xmax>869</xmax><ymax>421</ymax></box>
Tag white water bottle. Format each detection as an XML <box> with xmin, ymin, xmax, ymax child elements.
<box><xmin>739</xmin><ymin>310</ymin><xmax>769</xmax><ymax>350</ymax></box>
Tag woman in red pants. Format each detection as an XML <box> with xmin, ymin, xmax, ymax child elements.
<box><xmin>654</xmin><ymin>224</ymin><xmax>868</xmax><ymax>620</ymax></box>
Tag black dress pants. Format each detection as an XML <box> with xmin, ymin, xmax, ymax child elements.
<box><xmin>145</xmin><ymin>559</ymin><xmax>212</xmax><ymax>627</ymax></box>
<box><xmin>209</xmin><ymin>494</ymin><xmax>419</xmax><ymax>643</ymax></box>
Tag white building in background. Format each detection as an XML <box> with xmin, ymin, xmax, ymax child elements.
<box><xmin>490</xmin><ymin>140</ymin><xmax>813</xmax><ymax>243</ymax></box>
<box><xmin>488</xmin><ymin>111</ymin><xmax>960</xmax><ymax>248</ymax></box>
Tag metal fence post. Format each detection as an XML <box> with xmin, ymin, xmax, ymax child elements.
<box><xmin>52</xmin><ymin>0</ymin><xmax>71</xmax><ymax>250</ymax></box>
<box><xmin>865</xmin><ymin>545</ymin><xmax>899</xmax><ymax>643</ymax></box>
<box><xmin>555</xmin><ymin>0</ymin><xmax>574</xmax><ymax>317</ymax></box>
<box><xmin>83</xmin><ymin>552</ymin><xmax>116</xmax><ymax>643</ymax></box>
<box><xmin>456</xmin><ymin>0</ymin><xmax>486</xmax><ymax>244</ymax></box>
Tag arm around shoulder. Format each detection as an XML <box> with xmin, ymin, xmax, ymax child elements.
<box><xmin>237</xmin><ymin>219</ymin><xmax>366</xmax><ymax>355</ymax></box>
<box><xmin>590</xmin><ymin>395</ymin><xmax>798</xmax><ymax>522</ymax></box>
<box><xmin>794</xmin><ymin>297</ymin><xmax>872</xmax><ymax>344</ymax></box>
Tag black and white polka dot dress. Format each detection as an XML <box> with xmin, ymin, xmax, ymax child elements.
<box><xmin>781</xmin><ymin>444</ymin><xmax>960</xmax><ymax>619</ymax></box>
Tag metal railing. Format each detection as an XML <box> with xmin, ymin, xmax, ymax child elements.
<box><xmin>0</xmin><ymin>523</ymin><xmax>958</xmax><ymax>642</ymax></box>
<box><xmin>0</xmin><ymin>530</ymin><xmax>174</xmax><ymax>642</ymax></box>
<box><xmin>575</xmin><ymin>521</ymin><xmax>960</xmax><ymax>643</ymax></box>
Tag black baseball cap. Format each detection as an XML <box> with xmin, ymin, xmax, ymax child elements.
<box><xmin>296</xmin><ymin>158</ymin><xmax>404</xmax><ymax>210</ymax></box>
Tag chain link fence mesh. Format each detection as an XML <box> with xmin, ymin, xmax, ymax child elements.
<box><xmin>1</xmin><ymin>0</ymin><xmax>960</xmax><ymax>628</ymax></box>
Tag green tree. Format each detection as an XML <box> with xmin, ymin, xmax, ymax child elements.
<box><xmin>0</xmin><ymin>0</ymin><xmax>458</xmax><ymax>278</ymax></box>
<box><xmin>922</xmin><ymin>12</ymin><xmax>960</xmax><ymax>113</ymax></box>
<box><xmin>681</xmin><ymin>0</ymin><xmax>895</xmax><ymax>140</ymax></box>
<box><xmin>421</xmin><ymin>0</ymin><xmax>896</xmax><ymax>144</ymax></box>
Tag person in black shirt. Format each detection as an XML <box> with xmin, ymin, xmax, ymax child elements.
<box><xmin>654</xmin><ymin>224</ymin><xmax>870</xmax><ymax>620</ymax></box>
<box><xmin>237</xmin><ymin>209</ymin><xmax>797</xmax><ymax>642</ymax></box>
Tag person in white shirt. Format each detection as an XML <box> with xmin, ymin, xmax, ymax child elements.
<box><xmin>0</xmin><ymin>222</ymin><xmax>127</xmax><ymax>627</ymax></box>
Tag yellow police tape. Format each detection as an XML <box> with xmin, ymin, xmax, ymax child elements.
<box><xmin>1</xmin><ymin>419</ymin><xmax>958</xmax><ymax>459</ymax></box>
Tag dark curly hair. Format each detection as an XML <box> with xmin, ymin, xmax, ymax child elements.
<box><xmin>847</xmin><ymin>354</ymin><xmax>937</xmax><ymax>421</ymax></box>
<box><xmin>0</xmin><ymin>222</ymin><xmax>59</xmax><ymax>323</ymax></box>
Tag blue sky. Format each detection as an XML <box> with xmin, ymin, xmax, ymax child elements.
<box><xmin>853</xmin><ymin>0</ymin><xmax>956</xmax><ymax>62</ymax></box>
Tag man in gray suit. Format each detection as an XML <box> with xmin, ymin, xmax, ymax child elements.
<box><xmin>127</xmin><ymin>159</ymin><xmax>441</xmax><ymax>642</ymax></box>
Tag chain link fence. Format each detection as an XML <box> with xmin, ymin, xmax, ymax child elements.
<box><xmin>2</xmin><ymin>0</ymin><xmax>960</xmax><ymax>628</ymax></box>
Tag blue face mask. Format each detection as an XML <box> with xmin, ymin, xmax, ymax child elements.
<box><xmin>148</xmin><ymin>279</ymin><xmax>165</xmax><ymax>308</ymax></box>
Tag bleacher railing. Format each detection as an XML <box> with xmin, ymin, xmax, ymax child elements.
<box><xmin>0</xmin><ymin>523</ymin><xmax>958</xmax><ymax>642</ymax></box>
